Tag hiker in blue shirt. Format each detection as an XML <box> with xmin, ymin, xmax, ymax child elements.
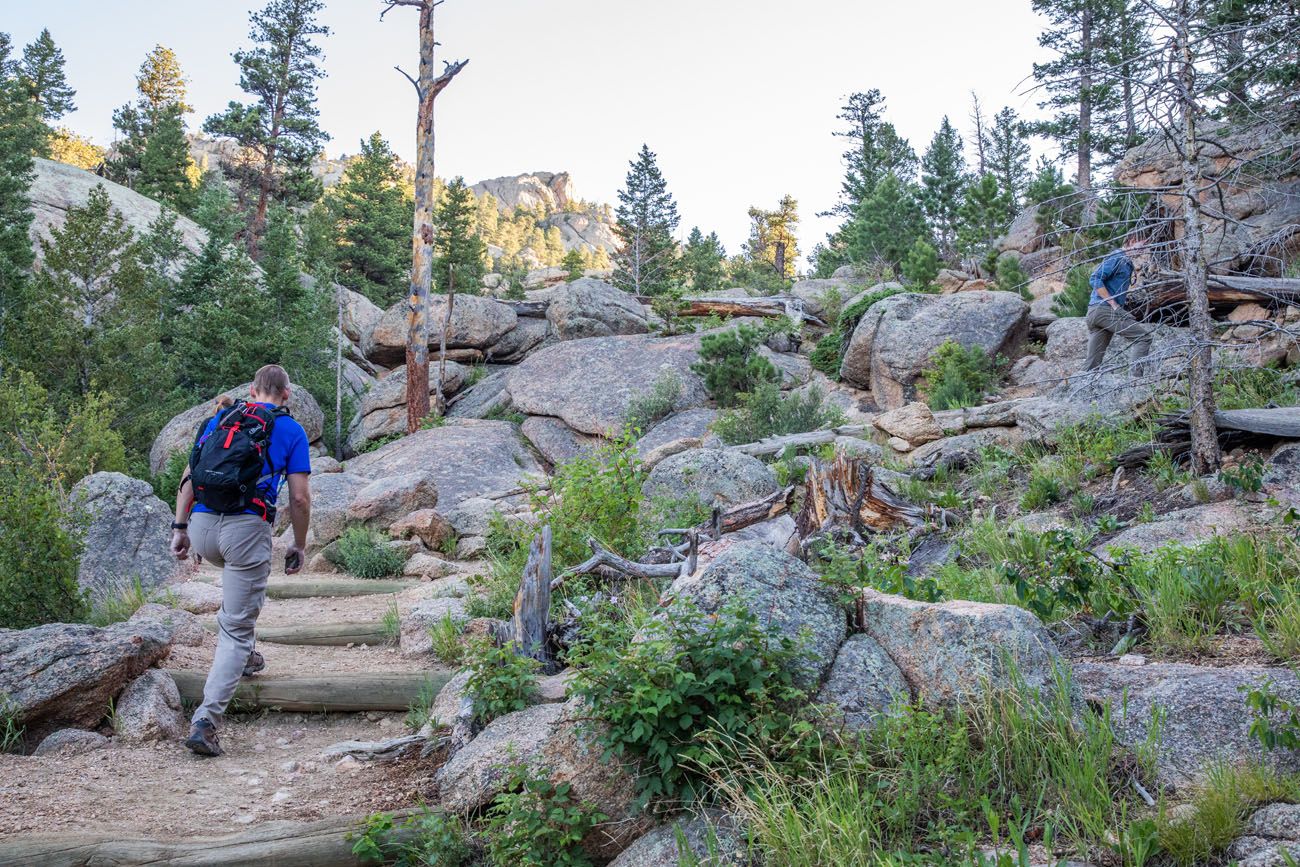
<box><xmin>169</xmin><ymin>364</ymin><xmax>313</xmax><ymax>757</ymax></box>
<box><xmin>1083</xmin><ymin>232</ymin><xmax>1153</xmax><ymax>376</ymax></box>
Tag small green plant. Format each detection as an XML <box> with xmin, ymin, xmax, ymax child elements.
<box><xmin>1051</xmin><ymin>265</ymin><xmax>1093</xmax><ymax>319</ymax></box>
<box><xmin>405</xmin><ymin>677</ymin><xmax>441</xmax><ymax>733</ymax></box>
<box><xmin>0</xmin><ymin>694</ymin><xmax>24</xmax><ymax>754</ymax></box>
<box><xmin>624</xmin><ymin>369</ymin><xmax>682</xmax><ymax>431</ymax></box>
<box><xmin>1221</xmin><ymin>454</ymin><xmax>1265</xmax><ymax>494</ymax></box>
<box><xmin>1095</xmin><ymin>513</ymin><xmax>1122</xmax><ymax>534</ymax></box>
<box><xmin>1244</xmin><ymin>679</ymin><xmax>1300</xmax><ymax>752</ymax></box>
<box><xmin>382</xmin><ymin>601</ymin><xmax>401</xmax><ymax>646</ymax></box>
<box><xmin>89</xmin><ymin>577</ymin><xmax>159</xmax><ymax>626</ymax></box>
<box><xmin>483</xmin><ymin>405</ymin><xmax>527</xmax><ymax>425</ymax></box>
<box><xmin>1020</xmin><ymin>468</ymin><xmax>1065</xmax><ymax>510</ymax></box>
<box><xmin>808</xmin><ymin>331</ymin><xmax>843</xmax><ymax>377</ymax></box>
<box><xmin>692</xmin><ymin>324</ymin><xmax>781</xmax><ymax>407</ymax></box>
<box><xmin>1189</xmin><ymin>478</ymin><xmax>1212</xmax><ymax>503</ymax></box>
<box><xmin>812</xmin><ymin>539</ymin><xmax>943</xmax><ymax>605</ymax></box>
<box><xmin>994</xmin><ymin>253</ymin><xmax>1032</xmax><ymax>300</ymax></box>
<box><xmin>334</xmin><ymin>527</ymin><xmax>407</xmax><ymax>579</ymax></box>
<box><xmin>1214</xmin><ymin>365</ymin><xmax>1299</xmax><ymax>410</ymax></box>
<box><xmin>484</xmin><ymin>764</ymin><xmax>606</xmax><ymax>867</ymax></box>
<box><xmin>571</xmin><ymin>597</ymin><xmax>810</xmax><ymax>807</ymax></box>
<box><xmin>360</xmin><ymin>432</ymin><xmax>404</xmax><ymax>454</ymax></box>
<box><xmin>466</xmin><ymin>640</ymin><xmax>540</xmax><ymax>725</ymax></box>
<box><xmin>1135</xmin><ymin>501</ymin><xmax>1157</xmax><ymax>523</ymax></box>
<box><xmin>351</xmin><ymin>807</ymin><xmax>473</xmax><ymax>867</ymax></box>
<box><xmin>1069</xmin><ymin>491</ymin><xmax>1096</xmax><ymax>517</ymax></box>
<box><xmin>151</xmin><ymin>450</ymin><xmax>190</xmax><ymax>505</ymax></box>
<box><xmin>1156</xmin><ymin>762</ymin><xmax>1300</xmax><ymax>865</ymax></box>
<box><xmin>1147</xmin><ymin>450</ymin><xmax>1190</xmax><ymax>491</ymax></box>
<box><xmin>428</xmin><ymin>612</ymin><xmax>466</xmax><ymax>665</ymax></box>
<box><xmin>651</xmin><ymin>285</ymin><xmax>691</xmax><ymax>335</ymax></box>
<box><xmin>1256</xmin><ymin>585</ymin><xmax>1300</xmax><ymax>660</ymax></box>
<box><xmin>999</xmin><ymin>529</ymin><xmax>1114</xmax><ymax>623</ymax></box>
<box><xmin>712</xmin><ymin>383</ymin><xmax>846</xmax><ymax>446</ymax></box>
<box><xmin>901</xmin><ymin>238</ymin><xmax>940</xmax><ymax>290</ymax></box>
<box><xmin>921</xmin><ymin>341</ymin><xmax>1000</xmax><ymax>411</ymax></box>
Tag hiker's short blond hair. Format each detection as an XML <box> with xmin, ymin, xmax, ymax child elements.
<box><xmin>252</xmin><ymin>364</ymin><xmax>290</xmax><ymax>398</ymax></box>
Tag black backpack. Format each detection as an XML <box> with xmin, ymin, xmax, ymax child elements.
<box><xmin>188</xmin><ymin>400</ymin><xmax>290</xmax><ymax>522</ymax></box>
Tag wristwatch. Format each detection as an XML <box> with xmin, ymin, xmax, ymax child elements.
<box><xmin>171</xmin><ymin>522</ymin><xmax>189</xmax><ymax>530</ymax></box>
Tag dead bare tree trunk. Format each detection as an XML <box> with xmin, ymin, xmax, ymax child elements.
<box><xmin>512</xmin><ymin>526</ymin><xmax>553</xmax><ymax>671</ymax></box>
<box><xmin>334</xmin><ymin>284</ymin><xmax>344</xmax><ymax>457</ymax></box>
<box><xmin>969</xmin><ymin>91</ymin><xmax>989</xmax><ymax>175</ymax></box>
<box><xmin>434</xmin><ymin>267</ymin><xmax>454</xmax><ymax>415</ymax></box>
<box><xmin>384</xmin><ymin>0</ymin><xmax>467</xmax><ymax>434</ymax></box>
<box><xmin>1175</xmin><ymin>0</ymin><xmax>1221</xmax><ymax>474</ymax></box>
<box><xmin>1078</xmin><ymin>6</ymin><xmax>1097</xmax><ymax>226</ymax></box>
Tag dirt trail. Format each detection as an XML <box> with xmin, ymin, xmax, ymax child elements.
<box><xmin>0</xmin><ymin>563</ymin><xmax>464</xmax><ymax>840</ymax></box>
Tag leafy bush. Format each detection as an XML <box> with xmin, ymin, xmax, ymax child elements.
<box><xmin>351</xmin><ymin>807</ymin><xmax>473</xmax><ymax>867</ymax></box>
<box><xmin>485</xmin><ymin>765</ymin><xmax>606</xmax><ymax>867</ymax></box>
<box><xmin>994</xmin><ymin>253</ymin><xmax>1031</xmax><ymax>300</ymax></box>
<box><xmin>624</xmin><ymin>369</ymin><xmax>682</xmax><ymax>431</ymax></box>
<box><xmin>1221</xmin><ymin>454</ymin><xmax>1265</xmax><ymax>494</ymax></box>
<box><xmin>808</xmin><ymin>332</ymin><xmax>843</xmax><ymax>377</ymax></box>
<box><xmin>333</xmin><ymin>527</ymin><xmax>406</xmax><ymax>579</ymax></box>
<box><xmin>900</xmin><ymin>238</ymin><xmax>940</xmax><ymax>290</ymax></box>
<box><xmin>921</xmin><ymin>340</ymin><xmax>999</xmax><ymax>410</ymax></box>
<box><xmin>998</xmin><ymin>529</ymin><xmax>1113</xmax><ymax>622</ymax></box>
<box><xmin>466</xmin><ymin>640</ymin><xmax>541</xmax><ymax>725</ymax></box>
<box><xmin>692</xmin><ymin>325</ymin><xmax>780</xmax><ymax>407</ymax></box>
<box><xmin>571</xmin><ymin>597</ymin><xmax>810</xmax><ymax>807</ymax></box>
<box><xmin>712</xmin><ymin>383</ymin><xmax>846</xmax><ymax>446</ymax></box>
<box><xmin>1052</xmin><ymin>265</ymin><xmax>1093</xmax><ymax>319</ymax></box>
<box><xmin>1244</xmin><ymin>679</ymin><xmax>1300</xmax><ymax>752</ymax></box>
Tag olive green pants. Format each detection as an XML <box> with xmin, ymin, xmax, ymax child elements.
<box><xmin>1084</xmin><ymin>303</ymin><xmax>1153</xmax><ymax>375</ymax></box>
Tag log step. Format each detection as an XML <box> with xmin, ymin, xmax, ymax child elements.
<box><xmin>0</xmin><ymin>809</ymin><xmax>421</xmax><ymax>867</ymax></box>
<box><xmin>165</xmin><ymin>670</ymin><xmax>452</xmax><ymax>713</ymax></box>
<box><xmin>202</xmin><ymin>621</ymin><xmax>390</xmax><ymax>647</ymax></box>
<box><xmin>192</xmin><ymin>577</ymin><xmax>420</xmax><ymax>599</ymax></box>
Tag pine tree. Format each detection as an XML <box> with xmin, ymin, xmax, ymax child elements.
<box><xmin>830</xmin><ymin>90</ymin><xmax>919</xmax><ymax>218</ymax></box>
<box><xmin>920</xmin><ymin>116</ymin><xmax>967</xmax><ymax>261</ymax></box>
<box><xmin>326</xmin><ymin>132</ymin><xmax>413</xmax><ymax>305</ymax></box>
<box><xmin>562</xmin><ymin>247</ymin><xmax>585</xmax><ymax>281</ymax></box>
<box><xmin>108</xmin><ymin>45</ymin><xmax>193</xmax><ymax>197</ymax></box>
<box><xmin>0</xmin><ymin>35</ymin><xmax>41</xmax><ymax>363</ymax></box>
<box><xmin>681</xmin><ymin>227</ymin><xmax>727</xmax><ymax>293</ymax></box>
<box><xmin>19</xmin><ymin>29</ymin><xmax>75</xmax><ymax>134</ymax></box>
<box><xmin>204</xmin><ymin>0</ymin><xmax>331</xmax><ymax>246</ymax></box>
<box><xmin>1025</xmin><ymin>157</ymin><xmax>1078</xmax><ymax>240</ymax></box>
<box><xmin>171</xmin><ymin>244</ymin><xmax>271</xmax><ymax>395</ymax></box>
<box><xmin>137</xmin><ymin>106</ymin><xmax>196</xmax><ymax>212</ymax></box>
<box><xmin>613</xmin><ymin>144</ymin><xmax>680</xmax><ymax>296</ymax></box>
<box><xmin>434</xmin><ymin>177</ymin><xmax>486</xmax><ymax>296</ymax></box>
<box><xmin>745</xmin><ymin>195</ymin><xmax>800</xmax><ymax>281</ymax></box>
<box><xmin>136</xmin><ymin>45</ymin><xmax>190</xmax><ymax>114</ymax></box>
<box><xmin>957</xmin><ymin>173</ymin><xmax>1014</xmax><ymax>264</ymax></box>
<box><xmin>846</xmin><ymin>173</ymin><xmax>928</xmax><ymax>269</ymax></box>
<box><xmin>901</xmin><ymin>238</ymin><xmax>941</xmax><ymax>290</ymax></box>
<box><xmin>986</xmin><ymin>107</ymin><xmax>1031</xmax><ymax>221</ymax></box>
<box><xmin>260</xmin><ymin>203</ymin><xmax>304</xmax><ymax>315</ymax></box>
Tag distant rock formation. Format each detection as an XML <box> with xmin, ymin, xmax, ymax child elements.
<box><xmin>471</xmin><ymin>171</ymin><xmax>576</xmax><ymax>213</ymax></box>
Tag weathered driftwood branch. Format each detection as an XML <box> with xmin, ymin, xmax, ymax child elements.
<box><xmin>796</xmin><ymin>453</ymin><xmax>959</xmax><ymax>545</ymax></box>
<box><xmin>730</xmin><ymin>424</ymin><xmax>872</xmax><ymax>457</ymax></box>
<box><xmin>0</xmin><ymin>809</ymin><xmax>424</xmax><ymax>867</ymax></box>
<box><xmin>629</xmin><ymin>294</ymin><xmax>827</xmax><ymax>327</ymax></box>
<box><xmin>512</xmin><ymin>526</ymin><xmax>554</xmax><ymax>669</ymax></box>
<box><xmin>166</xmin><ymin>671</ymin><xmax>453</xmax><ymax>713</ymax></box>
<box><xmin>550</xmin><ymin>539</ymin><xmax>685</xmax><ymax>590</ymax></box>
<box><xmin>1142</xmin><ymin>270</ymin><xmax>1300</xmax><ymax>311</ymax></box>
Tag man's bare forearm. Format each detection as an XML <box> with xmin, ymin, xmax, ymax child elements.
<box><xmin>175</xmin><ymin>477</ymin><xmax>195</xmax><ymax>523</ymax></box>
<box><xmin>291</xmin><ymin>504</ymin><xmax>310</xmax><ymax>549</ymax></box>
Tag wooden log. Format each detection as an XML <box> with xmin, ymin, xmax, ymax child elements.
<box><xmin>261</xmin><ymin>579</ymin><xmax>420</xmax><ymax>599</ymax></box>
<box><xmin>512</xmin><ymin>526</ymin><xmax>553</xmax><ymax>667</ymax></box>
<box><xmin>1214</xmin><ymin>407</ymin><xmax>1300</xmax><ymax>438</ymax></box>
<box><xmin>201</xmin><ymin>622</ymin><xmax>389</xmax><ymax>647</ymax></box>
<box><xmin>730</xmin><ymin>424</ymin><xmax>872</xmax><ymax>457</ymax></box>
<box><xmin>165</xmin><ymin>670</ymin><xmax>452</xmax><ymax>713</ymax></box>
<box><xmin>1143</xmin><ymin>271</ymin><xmax>1300</xmax><ymax>311</ymax></box>
<box><xmin>674</xmin><ymin>296</ymin><xmax>827</xmax><ymax>327</ymax></box>
<box><xmin>0</xmin><ymin>810</ymin><xmax>423</xmax><ymax>867</ymax></box>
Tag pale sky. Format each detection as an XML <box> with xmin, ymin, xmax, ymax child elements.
<box><xmin>7</xmin><ymin>0</ymin><xmax>1053</xmax><ymax>255</ymax></box>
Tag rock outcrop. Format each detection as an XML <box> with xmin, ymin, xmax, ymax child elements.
<box><xmin>609</xmin><ymin>811</ymin><xmax>749</xmax><ymax>866</ymax></box>
<box><xmin>521</xmin><ymin>416</ymin><xmax>601</xmax><ymax>467</ymax></box>
<box><xmin>642</xmin><ymin>449</ymin><xmax>778</xmax><ymax>513</ymax></box>
<box><xmin>814</xmin><ymin>634</ymin><xmax>910</xmax><ymax>732</ymax></box>
<box><xmin>347</xmin><ymin>362</ymin><xmax>469</xmax><ymax>454</ymax></box>
<box><xmin>840</xmin><ymin>291</ymin><xmax>1030</xmax><ymax>408</ymax></box>
<box><xmin>113</xmin><ymin>669</ymin><xmax>187</xmax><ymax>743</ymax></box>
<box><xmin>69</xmin><ymin>472</ymin><xmax>177</xmax><ymax>605</ymax></box>
<box><xmin>545</xmin><ymin>278</ymin><xmax>650</xmax><ymax>341</ymax></box>
<box><xmin>365</xmin><ymin>295</ymin><xmax>517</xmax><ymax>365</ymax></box>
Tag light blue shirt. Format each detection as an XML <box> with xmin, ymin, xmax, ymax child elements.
<box><xmin>1088</xmin><ymin>250</ymin><xmax>1135</xmax><ymax>308</ymax></box>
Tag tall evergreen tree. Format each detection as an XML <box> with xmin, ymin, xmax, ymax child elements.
<box><xmin>830</xmin><ymin>89</ymin><xmax>919</xmax><ymax>218</ymax></box>
<box><xmin>745</xmin><ymin>195</ymin><xmax>801</xmax><ymax>280</ymax></box>
<box><xmin>19</xmin><ymin>29</ymin><xmax>75</xmax><ymax>139</ymax></box>
<box><xmin>204</xmin><ymin>0</ymin><xmax>331</xmax><ymax>247</ymax></box>
<box><xmin>957</xmin><ymin>173</ymin><xmax>1014</xmax><ymax>264</ymax></box>
<box><xmin>108</xmin><ymin>45</ymin><xmax>193</xmax><ymax>198</ymax></box>
<box><xmin>846</xmin><ymin>173</ymin><xmax>928</xmax><ymax>269</ymax></box>
<box><xmin>681</xmin><ymin>227</ymin><xmax>727</xmax><ymax>293</ymax></box>
<box><xmin>986</xmin><ymin>107</ymin><xmax>1031</xmax><ymax>221</ymax></box>
<box><xmin>0</xmin><ymin>34</ymin><xmax>40</xmax><ymax>365</ymax></box>
<box><xmin>326</xmin><ymin>132</ymin><xmax>413</xmax><ymax>305</ymax></box>
<box><xmin>920</xmin><ymin>116</ymin><xmax>967</xmax><ymax>261</ymax></box>
<box><xmin>434</xmin><ymin>177</ymin><xmax>486</xmax><ymax>296</ymax></box>
<box><xmin>613</xmin><ymin>144</ymin><xmax>679</xmax><ymax>296</ymax></box>
<box><xmin>137</xmin><ymin>106</ymin><xmax>196</xmax><ymax>212</ymax></box>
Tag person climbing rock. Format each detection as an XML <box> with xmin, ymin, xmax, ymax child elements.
<box><xmin>169</xmin><ymin>365</ymin><xmax>313</xmax><ymax>757</ymax></box>
<box><xmin>1083</xmin><ymin>232</ymin><xmax>1154</xmax><ymax>377</ymax></box>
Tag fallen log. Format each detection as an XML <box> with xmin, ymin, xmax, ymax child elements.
<box><xmin>258</xmin><ymin>579</ymin><xmax>420</xmax><ymax>599</ymax></box>
<box><xmin>201</xmin><ymin>621</ymin><xmax>389</xmax><ymax>647</ymax></box>
<box><xmin>0</xmin><ymin>810</ymin><xmax>423</xmax><ymax>867</ymax></box>
<box><xmin>1117</xmin><ymin>406</ymin><xmax>1300</xmax><ymax>467</ymax></box>
<box><xmin>501</xmin><ymin>299</ymin><xmax>549</xmax><ymax>317</ymax></box>
<box><xmin>632</xmin><ymin>294</ymin><xmax>827</xmax><ymax>327</ymax></box>
<box><xmin>730</xmin><ymin>424</ymin><xmax>872</xmax><ymax>457</ymax></box>
<box><xmin>1142</xmin><ymin>271</ymin><xmax>1300</xmax><ymax>312</ymax></box>
<box><xmin>319</xmin><ymin>734</ymin><xmax>431</xmax><ymax>762</ymax></box>
<box><xmin>165</xmin><ymin>670</ymin><xmax>452</xmax><ymax>713</ymax></box>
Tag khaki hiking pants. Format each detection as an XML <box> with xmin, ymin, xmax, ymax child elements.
<box><xmin>189</xmin><ymin>511</ymin><xmax>272</xmax><ymax>728</ymax></box>
<box><xmin>1084</xmin><ymin>303</ymin><xmax>1153</xmax><ymax>376</ymax></box>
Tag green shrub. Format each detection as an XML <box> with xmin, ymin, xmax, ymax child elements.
<box><xmin>921</xmin><ymin>340</ymin><xmax>999</xmax><ymax>411</ymax></box>
<box><xmin>811</xmin><ymin>539</ymin><xmax>943</xmax><ymax>605</ymax></box>
<box><xmin>692</xmin><ymin>325</ymin><xmax>780</xmax><ymax>407</ymax></box>
<box><xmin>571</xmin><ymin>597</ymin><xmax>810</xmax><ymax>807</ymax></box>
<box><xmin>901</xmin><ymin>238</ymin><xmax>940</xmax><ymax>290</ymax></box>
<box><xmin>808</xmin><ymin>331</ymin><xmax>843</xmax><ymax>377</ymax></box>
<box><xmin>1244</xmin><ymin>679</ymin><xmax>1300</xmax><ymax>752</ymax></box>
<box><xmin>0</xmin><ymin>475</ymin><xmax>88</xmax><ymax>630</ymax></box>
<box><xmin>712</xmin><ymin>383</ymin><xmax>846</xmax><ymax>446</ymax></box>
<box><xmin>994</xmin><ymin>254</ymin><xmax>1032</xmax><ymax>300</ymax></box>
<box><xmin>466</xmin><ymin>641</ymin><xmax>541</xmax><ymax>725</ymax></box>
<box><xmin>1221</xmin><ymin>454</ymin><xmax>1265</xmax><ymax>494</ymax></box>
<box><xmin>351</xmin><ymin>807</ymin><xmax>473</xmax><ymax>867</ymax></box>
<box><xmin>485</xmin><ymin>764</ymin><xmax>606</xmax><ymax>867</ymax></box>
<box><xmin>624</xmin><ymin>369</ymin><xmax>682</xmax><ymax>431</ymax></box>
<box><xmin>1052</xmin><ymin>266</ymin><xmax>1093</xmax><ymax>319</ymax></box>
<box><xmin>333</xmin><ymin>527</ymin><xmax>406</xmax><ymax>579</ymax></box>
<box><xmin>1020</xmin><ymin>466</ymin><xmax>1066</xmax><ymax>510</ymax></box>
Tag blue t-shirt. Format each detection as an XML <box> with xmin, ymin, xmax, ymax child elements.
<box><xmin>1089</xmin><ymin>250</ymin><xmax>1135</xmax><ymax>308</ymax></box>
<box><xmin>191</xmin><ymin>402</ymin><xmax>312</xmax><ymax>517</ymax></box>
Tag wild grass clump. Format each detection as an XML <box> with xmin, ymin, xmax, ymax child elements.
<box><xmin>88</xmin><ymin>577</ymin><xmax>161</xmax><ymax>626</ymax></box>
<box><xmin>624</xmin><ymin>369</ymin><xmax>682</xmax><ymax>432</ymax></box>
<box><xmin>1157</xmin><ymin>763</ymin><xmax>1300</xmax><ymax>866</ymax></box>
<box><xmin>334</xmin><ymin>526</ymin><xmax>406</xmax><ymax>579</ymax></box>
<box><xmin>428</xmin><ymin>611</ymin><xmax>467</xmax><ymax>665</ymax></box>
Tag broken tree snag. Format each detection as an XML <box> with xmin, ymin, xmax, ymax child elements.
<box><xmin>703</xmin><ymin>486</ymin><xmax>796</xmax><ymax>536</ymax></box>
<box><xmin>796</xmin><ymin>453</ymin><xmax>958</xmax><ymax>546</ymax></box>
<box><xmin>550</xmin><ymin>539</ymin><xmax>684</xmax><ymax>590</ymax></box>
<box><xmin>512</xmin><ymin>525</ymin><xmax>554</xmax><ymax>670</ymax></box>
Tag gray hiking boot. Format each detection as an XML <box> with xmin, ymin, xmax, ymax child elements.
<box><xmin>242</xmin><ymin>649</ymin><xmax>265</xmax><ymax>677</ymax></box>
<box><xmin>185</xmin><ymin>719</ymin><xmax>223</xmax><ymax>757</ymax></box>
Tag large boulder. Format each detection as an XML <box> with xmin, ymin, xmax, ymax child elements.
<box><xmin>859</xmin><ymin>590</ymin><xmax>1064</xmax><ymax>707</ymax></box>
<box><xmin>149</xmin><ymin>384</ymin><xmax>325</xmax><ymax>476</ymax></box>
<box><xmin>873</xmin><ymin>402</ymin><xmax>943</xmax><ymax>447</ymax></box>
<box><xmin>347</xmin><ymin>419</ymin><xmax>544</xmax><ymax>509</ymax></box>
<box><xmin>337</xmin><ymin>285</ymin><xmax>383</xmax><ymax>344</ymax></box>
<box><xmin>996</xmin><ymin>204</ymin><xmax>1046</xmax><ymax>255</ymax></box>
<box><xmin>0</xmin><ymin>620</ymin><xmax>173</xmax><ymax>741</ymax></box>
<box><xmin>661</xmin><ymin>542</ymin><xmax>846</xmax><ymax>687</ymax></box>
<box><xmin>609</xmin><ymin>811</ymin><xmax>749</xmax><ymax>867</ymax></box>
<box><xmin>435</xmin><ymin>698</ymin><xmax>652</xmax><ymax>861</ymax></box>
<box><xmin>521</xmin><ymin>416</ymin><xmax>602</xmax><ymax>467</ymax></box>
<box><xmin>546</xmin><ymin>278</ymin><xmax>650</xmax><ymax>341</ymax></box>
<box><xmin>840</xmin><ymin>291</ymin><xmax>1030</xmax><ymax>408</ymax></box>
<box><xmin>1075</xmin><ymin>662</ymin><xmax>1300</xmax><ymax>789</ymax></box>
<box><xmin>69</xmin><ymin>472</ymin><xmax>177</xmax><ymax>605</ymax></box>
<box><xmin>113</xmin><ymin>669</ymin><xmax>187</xmax><ymax>743</ymax></box>
<box><xmin>346</xmin><ymin>471</ymin><xmax>439</xmax><ymax>527</ymax></box>
<box><xmin>399</xmin><ymin>597</ymin><xmax>468</xmax><ymax>657</ymax></box>
<box><xmin>488</xmin><ymin>315</ymin><xmax>552</xmax><ymax>363</ymax></box>
<box><xmin>636</xmin><ymin>408</ymin><xmax>719</xmax><ymax>469</ymax></box>
<box><xmin>305</xmin><ymin>472</ymin><xmax>371</xmax><ymax>546</ymax></box>
<box><xmin>1230</xmin><ymin>804</ymin><xmax>1300</xmax><ymax>866</ymax></box>
<box><xmin>365</xmin><ymin>295</ymin><xmax>517</xmax><ymax>365</ymax></box>
<box><xmin>447</xmin><ymin>371</ymin><xmax>513</xmax><ymax>419</ymax></box>
<box><xmin>346</xmin><ymin>363</ymin><xmax>470</xmax><ymax>454</ymax></box>
<box><xmin>1094</xmin><ymin>500</ymin><xmax>1262</xmax><ymax>558</ymax></box>
<box><xmin>814</xmin><ymin>634</ymin><xmax>911</xmax><ymax>732</ymax></box>
<box><xmin>642</xmin><ymin>449</ymin><xmax>778</xmax><ymax>513</ymax></box>
<box><xmin>1265</xmin><ymin>443</ymin><xmax>1300</xmax><ymax>502</ymax></box>
<box><xmin>509</xmin><ymin>334</ymin><xmax>710</xmax><ymax>436</ymax></box>
<box><xmin>789</xmin><ymin>278</ymin><xmax>864</xmax><ymax>319</ymax></box>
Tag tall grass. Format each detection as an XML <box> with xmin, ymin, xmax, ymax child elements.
<box><xmin>1157</xmin><ymin>762</ymin><xmax>1300</xmax><ymax>866</ymax></box>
